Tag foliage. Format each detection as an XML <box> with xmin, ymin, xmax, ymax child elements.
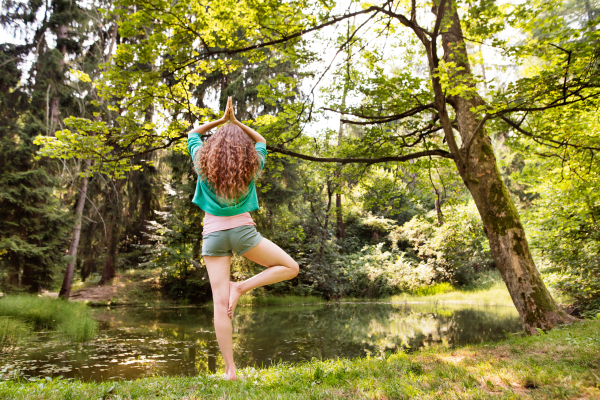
<box><xmin>0</xmin><ymin>44</ymin><xmax>71</xmax><ymax>293</ymax></box>
<box><xmin>332</xmin><ymin>243</ymin><xmax>436</xmax><ymax>297</ymax></box>
<box><xmin>0</xmin><ymin>295</ymin><xmax>97</xmax><ymax>343</ymax></box>
<box><xmin>400</xmin><ymin>202</ymin><xmax>495</xmax><ymax>286</ymax></box>
<box><xmin>1</xmin><ymin>320</ymin><xmax>599</xmax><ymax>398</ymax></box>
<box><xmin>520</xmin><ymin>156</ymin><xmax>600</xmax><ymax>317</ymax></box>
<box><xmin>140</xmin><ymin>197</ymin><xmax>211</xmax><ymax>303</ymax></box>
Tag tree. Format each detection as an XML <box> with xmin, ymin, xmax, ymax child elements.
<box><xmin>34</xmin><ymin>0</ymin><xmax>600</xmax><ymax>331</ymax></box>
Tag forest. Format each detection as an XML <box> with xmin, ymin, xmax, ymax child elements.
<box><xmin>1</xmin><ymin>0</ymin><xmax>599</xmax><ymax>324</ymax></box>
<box><xmin>1</xmin><ymin>0</ymin><xmax>600</xmax><ymax>394</ymax></box>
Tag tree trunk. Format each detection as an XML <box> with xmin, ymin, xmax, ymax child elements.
<box><xmin>434</xmin><ymin>188</ymin><xmax>443</xmax><ymax>226</ymax></box>
<box><xmin>99</xmin><ymin>179</ymin><xmax>124</xmax><ymax>284</ymax></box>
<box><xmin>431</xmin><ymin>0</ymin><xmax>576</xmax><ymax>333</ymax></box>
<box><xmin>319</xmin><ymin>182</ymin><xmax>333</xmax><ymax>260</ymax></box>
<box><xmin>59</xmin><ymin>160</ymin><xmax>91</xmax><ymax>299</ymax></box>
<box><xmin>100</xmin><ymin>214</ymin><xmax>118</xmax><ymax>284</ymax></box>
<box><xmin>335</xmin><ymin>193</ymin><xmax>345</xmax><ymax>239</ymax></box>
<box><xmin>49</xmin><ymin>24</ymin><xmax>67</xmax><ymax>134</ymax></box>
<box><xmin>335</xmin><ymin>72</ymin><xmax>349</xmax><ymax>239</ymax></box>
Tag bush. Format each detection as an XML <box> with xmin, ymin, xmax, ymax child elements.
<box><xmin>399</xmin><ymin>201</ymin><xmax>495</xmax><ymax>286</ymax></box>
<box><xmin>0</xmin><ymin>295</ymin><xmax>97</xmax><ymax>343</ymax></box>
<box><xmin>524</xmin><ymin>181</ymin><xmax>600</xmax><ymax>317</ymax></box>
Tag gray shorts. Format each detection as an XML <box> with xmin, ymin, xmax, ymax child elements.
<box><xmin>202</xmin><ymin>225</ymin><xmax>263</xmax><ymax>257</ymax></box>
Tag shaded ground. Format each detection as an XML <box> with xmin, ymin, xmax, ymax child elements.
<box><xmin>62</xmin><ymin>271</ymin><xmax>166</xmax><ymax>305</ymax></box>
<box><xmin>69</xmin><ymin>282</ymin><xmax>126</xmax><ymax>302</ymax></box>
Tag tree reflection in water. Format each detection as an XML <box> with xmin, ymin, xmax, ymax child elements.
<box><xmin>0</xmin><ymin>303</ymin><xmax>521</xmax><ymax>382</ymax></box>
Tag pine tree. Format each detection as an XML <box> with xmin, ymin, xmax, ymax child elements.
<box><xmin>0</xmin><ymin>43</ymin><xmax>71</xmax><ymax>293</ymax></box>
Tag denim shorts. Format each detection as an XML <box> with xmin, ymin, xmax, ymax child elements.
<box><xmin>202</xmin><ymin>225</ymin><xmax>263</xmax><ymax>257</ymax></box>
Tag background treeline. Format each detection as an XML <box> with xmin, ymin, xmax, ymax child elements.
<box><xmin>0</xmin><ymin>0</ymin><xmax>598</xmax><ymax>318</ymax></box>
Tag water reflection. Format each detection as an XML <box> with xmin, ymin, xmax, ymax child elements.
<box><xmin>0</xmin><ymin>302</ymin><xmax>521</xmax><ymax>382</ymax></box>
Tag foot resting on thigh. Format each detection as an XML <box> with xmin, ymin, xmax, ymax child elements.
<box><xmin>228</xmin><ymin>281</ymin><xmax>243</xmax><ymax>319</ymax></box>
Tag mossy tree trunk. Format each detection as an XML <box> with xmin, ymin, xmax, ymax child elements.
<box><xmin>429</xmin><ymin>0</ymin><xmax>576</xmax><ymax>333</ymax></box>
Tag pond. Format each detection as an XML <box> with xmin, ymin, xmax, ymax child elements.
<box><xmin>0</xmin><ymin>302</ymin><xmax>522</xmax><ymax>382</ymax></box>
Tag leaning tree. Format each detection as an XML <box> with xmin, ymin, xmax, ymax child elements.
<box><xmin>35</xmin><ymin>0</ymin><xmax>600</xmax><ymax>332</ymax></box>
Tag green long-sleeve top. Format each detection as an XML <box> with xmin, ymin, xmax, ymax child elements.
<box><xmin>187</xmin><ymin>131</ymin><xmax>267</xmax><ymax>216</ymax></box>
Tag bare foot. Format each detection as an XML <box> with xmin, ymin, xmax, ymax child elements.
<box><xmin>227</xmin><ymin>281</ymin><xmax>243</xmax><ymax>319</ymax></box>
<box><xmin>225</xmin><ymin>368</ymin><xmax>237</xmax><ymax>381</ymax></box>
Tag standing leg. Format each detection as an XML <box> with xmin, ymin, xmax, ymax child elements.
<box><xmin>204</xmin><ymin>255</ymin><xmax>237</xmax><ymax>381</ymax></box>
<box><xmin>228</xmin><ymin>239</ymin><xmax>299</xmax><ymax>318</ymax></box>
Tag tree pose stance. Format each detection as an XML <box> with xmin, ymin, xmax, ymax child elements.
<box><xmin>187</xmin><ymin>97</ymin><xmax>299</xmax><ymax>381</ymax></box>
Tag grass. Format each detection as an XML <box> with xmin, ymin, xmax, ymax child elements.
<box><xmin>233</xmin><ymin>274</ymin><xmax>511</xmax><ymax>308</ymax></box>
<box><xmin>0</xmin><ymin>295</ymin><xmax>97</xmax><ymax>343</ymax></box>
<box><xmin>0</xmin><ymin>317</ymin><xmax>31</xmax><ymax>351</ymax></box>
<box><xmin>0</xmin><ymin>320</ymin><xmax>598</xmax><ymax>399</ymax></box>
<box><xmin>237</xmin><ymin>294</ymin><xmax>325</xmax><ymax>307</ymax></box>
<box><xmin>388</xmin><ymin>281</ymin><xmax>514</xmax><ymax>306</ymax></box>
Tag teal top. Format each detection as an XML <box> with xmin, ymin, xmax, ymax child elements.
<box><xmin>187</xmin><ymin>132</ymin><xmax>267</xmax><ymax>216</ymax></box>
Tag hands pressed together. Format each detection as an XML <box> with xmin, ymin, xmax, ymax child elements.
<box><xmin>219</xmin><ymin>96</ymin><xmax>238</xmax><ymax>126</ymax></box>
<box><xmin>189</xmin><ymin>96</ymin><xmax>266</xmax><ymax>144</ymax></box>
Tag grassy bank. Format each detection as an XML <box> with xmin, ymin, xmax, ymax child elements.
<box><xmin>236</xmin><ymin>280</ymin><xmax>514</xmax><ymax>308</ymax></box>
<box><xmin>1</xmin><ymin>320</ymin><xmax>598</xmax><ymax>399</ymax></box>
<box><xmin>0</xmin><ymin>295</ymin><xmax>97</xmax><ymax>344</ymax></box>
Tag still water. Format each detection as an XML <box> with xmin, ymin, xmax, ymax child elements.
<box><xmin>1</xmin><ymin>302</ymin><xmax>521</xmax><ymax>382</ymax></box>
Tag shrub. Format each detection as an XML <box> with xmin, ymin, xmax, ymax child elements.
<box><xmin>524</xmin><ymin>181</ymin><xmax>600</xmax><ymax>317</ymax></box>
<box><xmin>399</xmin><ymin>201</ymin><xmax>495</xmax><ymax>286</ymax></box>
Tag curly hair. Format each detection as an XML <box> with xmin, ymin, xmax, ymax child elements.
<box><xmin>194</xmin><ymin>124</ymin><xmax>261</xmax><ymax>203</ymax></box>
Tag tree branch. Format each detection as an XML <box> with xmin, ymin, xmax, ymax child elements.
<box><xmin>500</xmin><ymin>115</ymin><xmax>600</xmax><ymax>151</ymax></box>
<box><xmin>323</xmin><ymin>103</ymin><xmax>435</xmax><ymax>125</ymax></box>
<box><xmin>266</xmin><ymin>146</ymin><xmax>454</xmax><ymax>164</ymax></box>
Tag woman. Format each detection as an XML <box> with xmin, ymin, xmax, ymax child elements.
<box><xmin>187</xmin><ymin>97</ymin><xmax>299</xmax><ymax>381</ymax></box>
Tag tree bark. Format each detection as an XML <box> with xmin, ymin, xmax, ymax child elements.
<box><xmin>434</xmin><ymin>188</ymin><xmax>443</xmax><ymax>226</ymax></box>
<box><xmin>319</xmin><ymin>181</ymin><xmax>334</xmax><ymax>259</ymax></box>
<box><xmin>49</xmin><ymin>24</ymin><xmax>67</xmax><ymax>134</ymax></box>
<box><xmin>335</xmin><ymin>92</ymin><xmax>347</xmax><ymax>240</ymax></box>
<box><xmin>100</xmin><ymin>214</ymin><xmax>118</xmax><ymax>284</ymax></box>
<box><xmin>59</xmin><ymin>160</ymin><xmax>91</xmax><ymax>299</ymax></box>
<box><xmin>99</xmin><ymin>179</ymin><xmax>124</xmax><ymax>284</ymax></box>
<box><xmin>431</xmin><ymin>0</ymin><xmax>576</xmax><ymax>333</ymax></box>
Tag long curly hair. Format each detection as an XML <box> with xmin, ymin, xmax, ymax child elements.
<box><xmin>194</xmin><ymin>124</ymin><xmax>261</xmax><ymax>202</ymax></box>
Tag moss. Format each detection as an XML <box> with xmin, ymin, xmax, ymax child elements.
<box><xmin>512</xmin><ymin>234</ymin><xmax>527</xmax><ymax>257</ymax></box>
<box><xmin>481</xmin><ymin>174</ymin><xmax>522</xmax><ymax>237</ymax></box>
<box><xmin>479</xmin><ymin>140</ymin><xmax>495</xmax><ymax>159</ymax></box>
<box><xmin>521</xmin><ymin>283</ymin><xmax>565</xmax><ymax>330</ymax></box>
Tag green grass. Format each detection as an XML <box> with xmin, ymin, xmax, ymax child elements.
<box><xmin>237</xmin><ymin>294</ymin><xmax>325</xmax><ymax>307</ymax></box>
<box><xmin>388</xmin><ymin>281</ymin><xmax>515</xmax><ymax>306</ymax></box>
<box><xmin>0</xmin><ymin>317</ymin><xmax>31</xmax><ymax>351</ymax></box>
<box><xmin>1</xmin><ymin>320</ymin><xmax>598</xmax><ymax>399</ymax></box>
<box><xmin>410</xmin><ymin>282</ymin><xmax>455</xmax><ymax>296</ymax></box>
<box><xmin>0</xmin><ymin>295</ymin><xmax>97</xmax><ymax>343</ymax></box>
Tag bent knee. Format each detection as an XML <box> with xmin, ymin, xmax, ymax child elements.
<box><xmin>288</xmin><ymin>260</ymin><xmax>299</xmax><ymax>278</ymax></box>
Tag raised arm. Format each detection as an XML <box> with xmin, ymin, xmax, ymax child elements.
<box><xmin>227</xmin><ymin>98</ymin><xmax>266</xmax><ymax>144</ymax></box>
<box><xmin>188</xmin><ymin>98</ymin><xmax>231</xmax><ymax>136</ymax></box>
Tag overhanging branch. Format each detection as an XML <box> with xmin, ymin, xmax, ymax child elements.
<box><xmin>266</xmin><ymin>146</ymin><xmax>454</xmax><ymax>164</ymax></box>
<box><xmin>323</xmin><ymin>103</ymin><xmax>435</xmax><ymax>125</ymax></box>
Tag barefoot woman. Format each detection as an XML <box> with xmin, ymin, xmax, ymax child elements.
<box><xmin>187</xmin><ymin>97</ymin><xmax>299</xmax><ymax>381</ymax></box>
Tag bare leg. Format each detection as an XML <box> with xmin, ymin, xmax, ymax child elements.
<box><xmin>228</xmin><ymin>239</ymin><xmax>299</xmax><ymax>318</ymax></box>
<box><xmin>203</xmin><ymin>255</ymin><xmax>237</xmax><ymax>381</ymax></box>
